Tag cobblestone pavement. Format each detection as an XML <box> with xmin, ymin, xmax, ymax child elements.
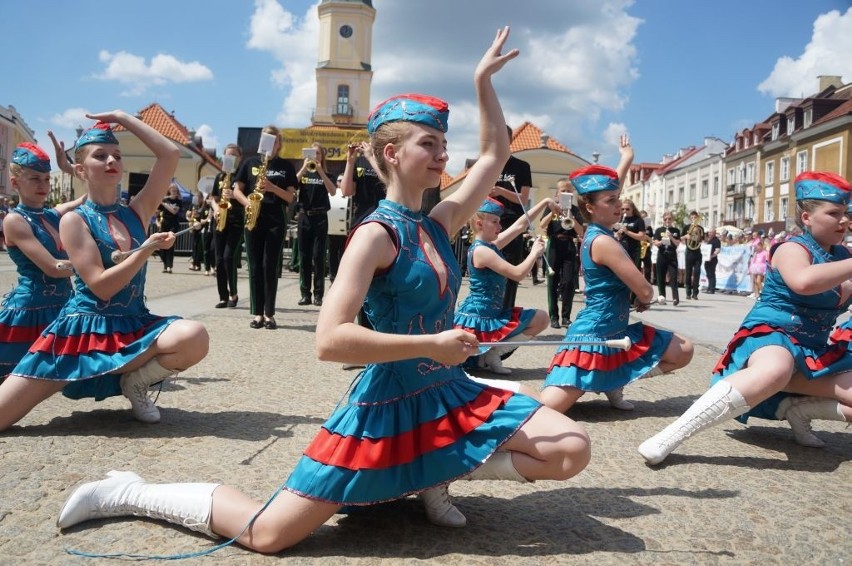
<box><xmin>0</xmin><ymin>254</ymin><xmax>849</xmax><ymax>565</ymax></box>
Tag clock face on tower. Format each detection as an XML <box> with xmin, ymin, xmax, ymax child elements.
<box><xmin>339</xmin><ymin>24</ymin><xmax>353</xmax><ymax>38</ymax></box>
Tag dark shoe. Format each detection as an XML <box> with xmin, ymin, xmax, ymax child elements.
<box><xmin>227</xmin><ymin>295</ymin><xmax>238</xmax><ymax>308</ymax></box>
<box><xmin>532</xmin><ymin>278</ymin><xmax>541</xmax><ymax>285</ymax></box>
<box><xmin>561</xmin><ymin>316</ymin><xmax>570</xmax><ymax>327</ymax></box>
<box><xmin>214</xmin><ymin>300</ymin><xmax>228</xmax><ymax>309</ymax></box>
<box><xmin>313</xmin><ymin>297</ymin><xmax>323</xmax><ymax>306</ymax></box>
<box><xmin>550</xmin><ymin>317</ymin><xmax>560</xmax><ymax>329</ymax></box>
<box><xmin>264</xmin><ymin>318</ymin><xmax>277</xmax><ymax>330</ymax></box>
<box><xmin>298</xmin><ymin>296</ymin><xmax>312</xmax><ymax>306</ymax></box>
<box><xmin>249</xmin><ymin>319</ymin><xmax>264</xmax><ymax>329</ymax></box>
<box><xmin>673</xmin><ymin>299</ymin><xmax>680</xmax><ymax>306</ymax></box>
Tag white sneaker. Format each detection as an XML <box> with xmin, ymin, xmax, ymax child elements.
<box><xmin>418</xmin><ymin>485</ymin><xmax>466</xmax><ymax>527</ymax></box>
<box><xmin>483</xmin><ymin>350</ymin><xmax>512</xmax><ymax>375</ymax></box>
<box><xmin>605</xmin><ymin>388</ymin><xmax>635</xmax><ymax>411</ymax></box>
<box><xmin>656</xmin><ymin>296</ymin><xmax>666</xmax><ymax>305</ymax></box>
<box><xmin>120</xmin><ymin>375</ymin><xmax>160</xmax><ymax>424</ymax></box>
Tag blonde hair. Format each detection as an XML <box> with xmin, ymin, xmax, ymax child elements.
<box><xmin>795</xmin><ymin>199</ymin><xmax>830</xmax><ymax>229</ymax></box>
<box><xmin>575</xmin><ymin>193</ymin><xmax>603</xmax><ymax>223</ymax></box>
<box><xmin>370</xmin><ymin>121</ymin><xmax>413</xmax><ymax>185</ymax></box>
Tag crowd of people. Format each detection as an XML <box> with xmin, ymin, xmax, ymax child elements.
<box><xmin>0</xmin><ymin>26</ymin><xmax>849</xmax><ymax>558</ymax></box>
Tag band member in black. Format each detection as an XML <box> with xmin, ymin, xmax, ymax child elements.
<box><xmin>615</xmin><ymin>198</ymin><xmax>645</xmax><ymax>268</ymax></box>
<box><xmin>295</xmin><ymin>142</ymin><xmax>336</xmax><ymax>306</ymax></box>
<box><xmin>157</xmin><ymin>183</ymin><xmax>182</xmax><ymax>273</ymax></box>
<box><xmin>540</xmin><ymin>179</ymin><xmax>584</xmax><ymax>328</ymax></box>
<box><xmin>704</xmin><ymin>227</ymin><xmax>721</xmax><ymax>294</ymax></box>
<box><xmin>641</xmin><ymin>210</ymin><xmax>654</xmax><ymax>283</ymax></box>
<box><xmin>491</xmin><ymin>125</ymin><xmax>532</xmax><ymax>309</ymax></box>
<box><xmin>683</xmin><ymin>210</ymin><xmax>706</xmax><ymax>300</ymax></box>
<box><xmin>653</xmin><ymin>212</ymin><xmax>682</xmax><ymax>305</ymax></box>
<box><xmin>188</xmin><ymin>192</ymin><xmax>213</xmax><ymax>273</ymax></box>
<box><xmin>209</xmin><ymin>144</ymin><xmax>244</xmax><ymax>309</ymax></box>
<box><xmin>234</xmin><ymin>126</ymin><xmax>297</xmax><ymax>330</ymax></box>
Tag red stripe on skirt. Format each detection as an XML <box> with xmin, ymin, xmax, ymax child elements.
<box><xmin>454</xmin><ymin>307</ymin><xmax>523</xmax><ymax>343</ymax></box>
<box><xmin>548</xmin><ymin>325</ymin><xmax>655</xmax><ymax>372</ymax></box>
<box><xmin>303</xmin><ymin>388</ymin><xmax>514</xmax><ymax>470</ymax></box>
<box><xmin>0</xmin><ymin>324</ymin><xmax>44</xmax><ymax>343</ymax></box>
<box><xmin>29</xmin><ymin>327</ymin><xmax>150</xmax><ymax>356</ymax></box>
<box><xmin>712</xmin><ymin>323</ymin><xmax>798</xmax><ymax>374</ymax></box>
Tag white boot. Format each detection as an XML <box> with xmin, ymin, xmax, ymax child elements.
<box><xmin>638</xmin><ymin>366</ymin><xmax>664</xmax><ymax>380</ymax></box>
<box><xmin>57</xmin><ymin>470</ymin><xmax>219</xmax><ymax>537</ymax></box>
<box><xmin>120</xmin><ymin>359</ymin><xmax>173</xmax><ymax>423</ymax></box>
<box><xmin>638</xmin><ymin>381</ymin><xmax>749</xmax><ymax>465</ymax></box>
<box><xmin>464</xmin><ymin>452</ymin><xmax>529</xmax><ymax>482</ymax></box>
<box><xmin>482</xmin><ymin>335</ymin><xmax>527</xmax><ymax>375</ymax></box>
<box><xmin>418</xmin><ymin>485</ymin><xmax>467</xmax><ymax>528</ymax></box>
<box><xmin>604</xmin><ymin>387</ymin><xmax>634</xmax><ymax>411</ymax></box>
<box><xmin>777</xmin><ymin>396</ymin><xmax>847</xmax><ymax>448</ymax></box>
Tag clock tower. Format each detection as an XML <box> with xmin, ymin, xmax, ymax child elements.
<box><xmin>314</xmin><ymin>0</ymin><xmax>376</xmax><ymax>127</ymax></box>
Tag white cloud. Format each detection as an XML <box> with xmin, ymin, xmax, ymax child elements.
<box><xmin>758</xmin><ymin>7</ymin><xmax>852</xmax><ymax>98</ymax></box>
<box><xmin>96</xmin><ymin>50</ymin><xmax>213</xmax><ymax>96</ymax></box>
<box><xmin>49</xmin><ymin>108</ymin><xmax>91</xmax><ymax>129</ymax></box>
<box><xmin>603</xmin><ymin>123</ymin><xmax>629</xmax><ymax>148</ymax></box>
<box><xmin>246</xmin><ymin>0</ymin><xmax>319</xmax><ymax>126</ymax></box>
<box><xmin>195</xmin><ymin>124</ymin><xmax>219</xmax><ymax>152</ymax></box>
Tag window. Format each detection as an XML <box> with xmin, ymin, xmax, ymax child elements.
<box><xmin>780</xmin><ymin>157</ymin><xmax>790</xmax><ymax>181</ymax></box>
<box><xmin>727</xmin><ymin>203</ymin><xmax>733</xmax><ymax>221</ymax></box>
<box><xmin>765</xmin><ymin>200</ymin><xmax>773</xmax><ymax>222</ymax></box>
<box><xmin>796</xmin><ymin>151</ymin><xmax>808</xmax><ymax>175</ymax></box>
<box><xmin>689</xmin><ymin>183</ymin><xmax>696</xmax><ymax>200</ymax></box>
<box><xmin>336</xmin><ymin>85</ymin><xmax>350</xmax><ymax>115</ymax></box>
<box><xmin>668</xmin><ymin>190</ymin><xmax>673</xmax><ymax>205</ymax></box>
<box><xmin>746</xmin><ymin>163</ymin><xmax>755</xmax><ymax>183</ymax></box>
<box><xmin>804</xmin><ymin>108</ymin><xmax>813</xmax><ymax>128</ymax></box>
<box><xmin>678</xmin><ymin>187</ymin><xmax>684</xmax><ymax>202</ymax></box>
<box><xmin>727</xmin><ymin>169</ymin><xmax>736</xmax><ymax>186</ymax></box>
<box><xmin>787</xmin><ymin>116</ymin><xmax>795</xmax><ymax>134</ymax></box>
<box><xmin>780</xmin><ymin>197</ymin><xmax>789</xmax><ymax>218</ymax></box>
<box><xmin>713</xmin><ymin>176</ymin><xmax>719</xmax><ymax>195</ymax></box>
<box><xmin>712</xmin><ymin>211</ymin><xmax>718</xmax><ymax>227</ymax></box>
<box><xmin>772</xmin><ymin>123</ymin><xmax>780</xmax><ymax>140</ymax></box>
<box><xmin>753</xmin><ymin>133</ymin><xmax>760</xmax><ymax>145</ymax></box>
<box><xmin>701</xmin><ymin>179</ymin><xmax>709</xmax><ymax>198</ymax></box>
<box><xmin>765</xmin><ymin>161</ymin><xmax>775</xmax><ymax>185</ymax></box>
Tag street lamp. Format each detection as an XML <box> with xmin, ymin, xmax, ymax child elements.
<box><xmin>592</xmin><ymin>151</ymin><xmax>600</xmax><ymax>163</ymax></box>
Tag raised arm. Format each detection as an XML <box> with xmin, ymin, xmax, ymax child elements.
<box><xmin>615</xmin><ymin>134</ymin><xmax>634</xmax><ymax>190</ymax></box>
<box><xmin>47</xmin><ymin>130</ymin><xmax>74</xmax><ymax>176</ymax></box>
<box><xmin>84</xmin><ymin>110</ymin><xmax>179</xmax><ymax>221</ymax></box>
<box><xmin>430</xmin><ymin>27</ymin><xmax>519</xmax><ymax>235</ymax></box>
<box><xmin>495</xmin><ymin>197</ymin><xmax>558</xmax><ymax>249</ymax></box>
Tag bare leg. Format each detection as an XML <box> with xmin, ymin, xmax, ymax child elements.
<box><xmin>525</xmin><ymin>310</ymin><xmax>550</xmax><ymax>336</ymax></box>
<box><xmin>786</xmin><ymin>370</ymin><xmax>852</xmax><ymax>406</ymax></box>
<box><xmin>499</xmin><ymin>406</ymin><xmax>591</xmax><ymax>480</ymax></box>
<box><xmin>210</xmin><ymin>488</ymin><xmax>340</xmax><ymax>553</ymax></box>
<box><xmin>0</xmin><ymin>376</ymin><xmax>66</xmax><ymax>431</ymax></box>
<box><xmin>540</xmin><ymin>385</ymin><xmax>585</xmax><ymax>414</ymax></box>
<box><xmin>724</xmin><ymin>346</ymin><xmax>796</xmax><ymax>406</ymax></box>
<box><xmin>659</xmin><ymin>333</ymin><xmax>693</xmax><ymax>373</ymax></box>
<box><xmin>117</xmin><ymin>320</ymin><xmax>209</xmax><ymax>373</ymax></box>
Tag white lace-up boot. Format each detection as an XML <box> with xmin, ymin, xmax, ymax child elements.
<box><xmin>120</xmin><ymin>359</ymin><xmax>173</xmax><ymax>423</ymax></box>
<box><xmin>57</xmin><ymin>470</ymin><xmax>219</xmax><ymax>537</ymax></box>
<box><xmin>463</xmin><ymin>452</ymin><xmax>529</xmax><ymax>482</ymax></box>
<box><xmin>778</xmin><ymin>396</ymin><xmax>847</xmax><ymax>448</ymax></box>
<box><xmin>638</xmin><ymin>381</ymin><xmax>749</xmax><ymax>465</ymax></box>
<box><xmin>604</xmin><ymin>387</ymin><xmax>634</xmax><ymax>410</ymax></box>
<box><xmin>482</xmin><ymin>335</ymin><xmax>528</xmax><ymax>375</ymax></box>
<box><xmin>418</xmin><ymin>485</ymin><xmax>467</xmax><ymax>527</ymax></box>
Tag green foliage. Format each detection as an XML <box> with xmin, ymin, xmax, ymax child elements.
<box><xmin>672</xmin><ymin>203</ymin><xmax>688</xmax><ymax>228</ymax></box>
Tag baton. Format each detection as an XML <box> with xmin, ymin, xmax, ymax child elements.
<box><xmin>478</xmin><ymin>336</ymin><xmax>632</xmax><ymax>354</ymax></box>
<box><xmin>110</xmin><ymin>225</ymin><xmax>195</xmax><ymax>264</ymax></box>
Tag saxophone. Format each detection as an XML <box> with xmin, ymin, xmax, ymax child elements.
<box><xmin>215</xmin><ymin>170</ymin><xmax>233</xmax><ymax>232</ymax></box>
<box><xmin>244</xmin><ymin>154</ymin><xmax>268</xmax><ymax>231</ymax></box>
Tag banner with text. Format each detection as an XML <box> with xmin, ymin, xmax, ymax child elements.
<box><xmin>278</xmin><ymin>128</ymin><xmax>368</xmax><ymax>161</ymax></box>
<box><xmin>701</xmin><ymin>244</ymin><xmax>752</xmax><ymax>294</ymax></box>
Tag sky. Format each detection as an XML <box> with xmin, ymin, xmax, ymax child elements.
<box><xmin>2</xmin><ymin>0</ymin><xmax>851</xmax><ymax>176</ymax></box>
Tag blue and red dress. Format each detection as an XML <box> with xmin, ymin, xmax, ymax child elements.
<box><xmin>0</xmin><ymin>205</ymin><xmax>72</xmax><ymax>379</ymax></box>
<box><xmin>710</xmin><ymin>232</ymin><xmax>852</xmax><ymax>421</ymax></box>
<box><xmin>545</xmin><ymin>223</ymin><xmax>673</xmax><ymax>392</ymax></box>
<box><xmin>284</xmin><ymin>199</ymin><xmax>541</xmax><ymax>505</ymax></box>
<box><xmin>10</xmin><ymin>200</ymin><xmax>179</xmax><ymax>400</ymax></box>
<box><xmin>453</xmin><ymin>239</ymin><xmax>535</xmax><ymax>342</ymax></box>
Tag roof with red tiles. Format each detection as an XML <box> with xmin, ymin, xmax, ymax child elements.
<box><xmin>656</xmin><ymin>146</ymin><xmax>701</xmax><ymax>174</ymax></box>
<box><xmin>114</xmin><ymin>103</ymin><xmax>220</xmax><ymax>170</ymax></box>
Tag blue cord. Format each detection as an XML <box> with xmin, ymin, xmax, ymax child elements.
<box><xmin>65</xmin><ymin>480</ymin><xmax>287</xmax><ymax>560</ymax></box>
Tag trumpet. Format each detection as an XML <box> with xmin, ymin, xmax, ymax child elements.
<box><xmin>302</xmin><ymin>147</ymin><xmax>319</xmax><ymax>173</ymax></box>
<box><xmin>216</xmin><ymin>154</ymin><xmax>237</xmax><ymax>232</ymax></box>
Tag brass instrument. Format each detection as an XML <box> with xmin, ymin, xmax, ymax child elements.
<box><xmin>302</xmin><ymin>147</ymin><xmax>318</xmax><ymax>173</ymax></box>
<box><xmin>686</xmin><ymin>216</ymin><xmax>705</xmax><ymax>251</ymax></box>
<box><xmin>244</xmin><ymin>154</ymin><xmax>268</xmax><ymax>231</ymax></box>
<box><xmin>216</xmin><ymin>154</ymin><xmax>237</xmax><ymax>232</ymax></box>
<box><xmin>559</xmin><ymin>211</ymin><xmax>574</xmax><ymax>231</ymax></box>
<box><xmin>640</xmin><ymin>239</ymin><xmax>650</xmax><ymax>259</ymax></box>
<box><xmin>245</xmin><ymin>133</ymin><xmax>276</xmax><ymax>231</ymax></box>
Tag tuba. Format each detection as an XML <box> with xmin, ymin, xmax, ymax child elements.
<box><xmin>245</xmin><ymin>132</ymin><xmax>276</xmax><ymax>231</ymax></box>
<box><xmin>216</xmin><ymin>154</ymin><xmax>237</xmax><ymax>232</ymax></box>
<box><xmin>686</xmin><ymin>216</ymin><xmax>705</xmax><ymax>251</ymax></box>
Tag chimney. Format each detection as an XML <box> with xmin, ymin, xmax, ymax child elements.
<box><xmin>539</xmin><ymin>133</ymin><xmax>550</xmax><ymax>148</ymax></box>
<box><xmin>817</xmin><ymin>75</ymin><xmax>842</xmax><ymax>92</ymax></box>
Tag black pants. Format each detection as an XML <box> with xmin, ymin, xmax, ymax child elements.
<box><xmin>159</xmin><ymin>221</ymin><xmax>178</xmax><ymax>270</ymax></box>
<box><xmin>656</xmin><ymin>252</ymin><xmax>679</xmax><ymax>302</ymax></box>
<box><xmin>547</xmin><ymin>240</ymin><xmax>577</xmax><ymax>322</ymax></box>
<box><xmin>214</xmin><ymin>221</ymin><xmax>243</xmax><ymax>301</ymax></box>
<box><xmin>245</xmin><ymin>216</ymin><xmax>286</xmax><ymax>317</ymax></box>
<box><xmin>327</xmin><ymin>234</ymin><xmax>346</xmax><ymax>282</ymax></box>
<box><xmin>642</xmin><ymin>250</ymin><xmax>653</xmax><ymax>283</ymax></box>
<box><xmin>298</xmin><ymin>213</ymin><xmax>328</xmax><ymax>300</ymax></box>
<box><xmin>501</xmin><ymin>232</ymin><xmax>525</xmax><ymax>309</ymax></box>
<box><xmin>191</xmin><ymin>229</ymin><xmax>213</xmax><ymax>271</ymax></box>
<box><xmin>684</xmin><ymin>250</ymin><xmax>702</xmax><ymax>298</ymax></box>
<box><xmin>704</xmin><ymin>259</ymin><xmax>718</xmax><ymax>293</ymax></box>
